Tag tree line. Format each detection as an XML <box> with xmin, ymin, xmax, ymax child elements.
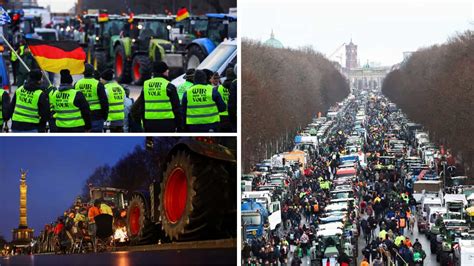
<box><xmin>383</xmin><ymin>30</ymin><xmax>474</xmax><ymax>176</ymax></box>
<box><xmin>242</xmin><ymin>39</ymin><xmax>350</xmax><ymax>171</ymax></box>
<box><xmin>80</xmin><ymin>138</ymin><xmax>179</xmax><ymax>200</ymax></box>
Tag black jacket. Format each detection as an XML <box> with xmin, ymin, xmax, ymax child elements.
<box><xmin>131</xmin><ymin>74</ymin><xmax>181</xmax><ymax>132</ymax></box>
<box><xmin>53</xmin><ymin>85</ymin><xmax>92</xmax><ymax>132</ymax></box>
<box><xmin>8</xmin><ymin>80</ymin><xmax>50</xmax><ymax>132</ymax></box>
<box><xmin>1</xmin><ymin>91</ymin><xmax>10</xmax><ymax>124</ymax></box>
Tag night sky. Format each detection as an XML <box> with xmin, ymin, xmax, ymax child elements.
<box><xmin>0</xmin><ymin>137</ymin><xmax>145</xmax><ymax>241</ymax></box>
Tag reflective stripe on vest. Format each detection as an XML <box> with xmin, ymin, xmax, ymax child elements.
<box><xmin>186</xmin><ymin>84</ymin><xmax>220</xmax><ymax>125</ymax></box>
<box><xmin>177</xmin><ymin>81</ymin><xmax>193</xmax><ymax>102</ymax></box>
<box><xmin>12</xmin><ymin>86</ymin><xmax>42</xmax><ymax>124</ymax></box>
<box><xmin>105</xmin><ymin>82</ymin><xmax>125</xmax><ymax>121</ymax></box>
<box><xmin>51</xmin><ymin>89</ymin><xmax>85</xmax><ymax>128</ymax></box>
<box><xmin>217</xmin><ymin>84</ymin><xmax>229</xmax><ymax>116</ymax></box>
<box><xmin>75</xmin><ymin>78</ymin><xmax>101</xmax><ymax>111</ymax></box>
<box><xmin>143</xmin><ymin>77</ymin><xmax>175</xmax><ymax>120</ymax></box>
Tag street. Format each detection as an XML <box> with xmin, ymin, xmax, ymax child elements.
<box><xmin>0</xmin><ymin>248</ymin><xmax>235</xmax><ymax>265</ymax></box>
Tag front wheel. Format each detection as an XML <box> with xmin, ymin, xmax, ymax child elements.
<box><xmin>158</xmin><ymin>150</ymin><xmax>232</xmax><ymax>241</ymax></box>
<box><xmin>114</xmin><ymin>45</ymin><xmax>131</xmax><ymax>83</ymax></box>
<box><xmin>131</xmin><ymin>55</ymin><xmax>152</xmax><ymax>85</ymax></box>
<box><xmin>185</xmin><ymin>45</ymin><xmax>207</xmax><ymax>70</ymax></box>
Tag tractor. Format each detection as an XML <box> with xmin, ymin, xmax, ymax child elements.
<box><xmin>112</xmin><ymin>14</ymin><xmax>183</xmax><ymax>85</ymax></box>
<box><xmin>183</xmin><ymin>13</ymin><xmax>237</xmax><ymax>70</ymax></box>
<box><xmin>126</xmin><ymin>137</ymin><xmax>236</xmax><ymax>244</ymax></box>
<box><xmin>88</xmin><ymin>185</ymin><xmax>128</xmax><ymax>213</ymax></box>
<box><xmin>82</xmin><ymin>13</ymin><xmax>126</xmax><ymax>73</ymax></box>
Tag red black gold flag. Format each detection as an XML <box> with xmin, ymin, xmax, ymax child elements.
<box><xmin>26</xmin><ymin>38</ymin><xmax>86</xmax><ymax>74</ymax></box>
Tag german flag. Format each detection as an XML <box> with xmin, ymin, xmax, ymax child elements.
<box><xmin>98</xmin><ymin>12</ymin><xmax>109</xmax><ymax>23</ymax></box>
<box><xmin>26</xmin><ymin>39</ymin><xmax>86</xmax><ymax>74</ymax></box>
<box><xmin>176</xmin><ymin>7</ymin><xmax>189</xmax><ymax>22</ymax></box>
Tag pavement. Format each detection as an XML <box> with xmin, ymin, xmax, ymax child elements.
<box><xmin>0</xmin><ymin>239</ymin><xmax>236</xmax><ymax>265</ymax></box>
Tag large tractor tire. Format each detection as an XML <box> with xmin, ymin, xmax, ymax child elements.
<box><xmin>93</xmin><ymin>51</ymin><xmax>107</xmax><ymax>73</ymax></box>
<box><xmin>185</xmin><ymin>45</ymin><xmax>207</xmax><ymax>70</ymax></box>
<box><xmin>126</xmin><ymin>194</ymin><xmax>160</xmax><ymax>245</ymax></box>
<box><xmin>131</xmin><ymin>55</ymin><xmax>152</xmax><ymax>85</ymax></box>
<box><xmin>114</xmin><ymin>45</ymin><xmax>131</xmax><ymax>83</ymax></box>
<box><xmin>159</xmin><ymin>150</ymin><xmax>233</xmax><ymax>241</ymax></box>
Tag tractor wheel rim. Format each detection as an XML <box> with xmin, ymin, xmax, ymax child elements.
<box><xmin>133</xmin><ymin>61</ymin><xmax>140</xmax><ymax>81</ymax></box>
<box><xmin>164</xmin><ymin>167</ymin><xmax>188</xmax><ymax>224</ymax></box>
<box><xmin>116</xmin><ymin>53</ymin><xmax>123</xmax><ymax>76</ymax></box>
<box><xmin>129</xmin><ymin>205</ymin><xmax>140</xmax><ymax>236</ymax></box>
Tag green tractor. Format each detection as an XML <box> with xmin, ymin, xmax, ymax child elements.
<box><xmin>126</xmin><ymin>137</ymin><xmax>236</xmax><ymax>244</ymax></box>
<box><xmin>82</xmin><ymin>13</ymin><xmax>126</xmax><ymax>73</ymax></box>
<box><xmin>112</xmin><ymin>15</ymin><xmax>184</xmax><ymax>85</ymax></box>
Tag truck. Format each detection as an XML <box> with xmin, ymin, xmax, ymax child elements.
<box><xmin>282</xmin><ymin>150</ymin><xmax>308</xmax><ymax>172</ymax></box>
<box><xmin>241</xmin><ymin>191</ymin><xmax>282</xmax><ymax>231</ymax></box>
<box><xmin>241</xmin><ymin>200</ymin><xmax>268</xmax><ymax>240</ymax></box>
<box><xmin>454</xmin><ymin>239</ymin><xmax>474</xmax><ymax>266</ymax></box>
<box><xmin>125</xmin><ymin>137</ymin><xmax>236</xmax><ymax>244</ymax></box>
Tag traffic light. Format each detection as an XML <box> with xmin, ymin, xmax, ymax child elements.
<box><xmin>8</xmin><ymin>10</ymin><xmax>23</xmax><ymax>33</ymax></box>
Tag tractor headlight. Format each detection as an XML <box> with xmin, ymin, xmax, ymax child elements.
<box><xmin>132</xmin><ymin>38</ymin><xmax>136</xmax><ymax>43</ymax></box>
<box><xmin>178</xmin><ymin>39</ymin><xmax>183</xmax><ymax>44</ymax></box>
<box><xmin>166</xmin><ymin>25</ymin><xmax>172</xmax><ymax>30</ymax></box>
<box><xmin>95</xmin><ymin>36</ymin><xmax>99</xmax><ymax>41</ymax></box>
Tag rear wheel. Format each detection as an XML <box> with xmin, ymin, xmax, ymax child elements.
<box><xmin>159</xmin><ymin>150</ymin><xmax>233</xmax><ymax>241</ymax></box>
<box><xmin>185</xmin><ymin>45</ymin><xmax>207</xmax><ymax>70</ymax></box>
<box><xmin>114</xmin><ymin>45</ymin><xmax>131</xmax><ymax>83</ymax></box>
<box><xmin>131</xmin><ymin>55</ymin><xmax>152</xmax><ymax>85</ymax></box>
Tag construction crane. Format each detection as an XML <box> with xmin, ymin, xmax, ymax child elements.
<box><xmin>328</xmin><ymin>42</ymin><xmax>346</xmax><ymax>65</ymax></box>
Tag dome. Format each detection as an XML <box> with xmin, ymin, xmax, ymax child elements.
<box><xmin>263</xmin><ymin>30</ymin><xmax>284</xmax><ymax>48</ymax></box>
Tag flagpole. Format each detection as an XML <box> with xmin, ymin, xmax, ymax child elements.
<box><xmin>0</xmin><ymin>34</ymin><xmax>30</xmax><ymax>72</ymax></box>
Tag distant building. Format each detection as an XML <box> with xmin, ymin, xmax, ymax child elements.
<box><xmin>345</xmin><ymin>40</ymin><xmax>358</xmax><ymax>69</ymax></box>
<box><xmin>263</xmin><ymin>29</ymin><xmax>284</xmax><ymax>49</ymax></box>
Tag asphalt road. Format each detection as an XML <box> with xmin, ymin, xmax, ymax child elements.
<box><xmin>0</xmin><ymin>248</ymin><xmax>236</xmax><ymax>265</ymax></box>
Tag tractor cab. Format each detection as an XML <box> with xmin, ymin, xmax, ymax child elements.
<box><xmin>132</xmin><ymin>15</ymin><xmax>174</xmax><ymax>52</ymax></box>
<box><xmin>89</xmin><ymin>186</ymin><xmax>128</xmax><ymax>213</ymax></box>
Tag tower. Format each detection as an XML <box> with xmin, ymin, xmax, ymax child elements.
<box><xmin>345</xmin><ymin>39</ymin><xmax>358</xmax><ymax>69</ymax></box>
<box><xmin>12</xmin><ymin>169</ymin><xmax>34</xmax><ymax>247</ymax></box>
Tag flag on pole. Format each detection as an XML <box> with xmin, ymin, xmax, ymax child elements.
<box><xmin>26</xmin><ymin>38</ymin><xmax>86</xmax><ymax>74</ymax></box>
<box><xmin>0</xmin><ymin>7</ymin><xmax>11</xmax><ymax>25</ymax></box>
<box><xmin>176</xmin><ymin>8</ymin><xmax>190</xmax><ymax>22</ymax></box>
<box><xmin>98</xmin><ymin>12</ymin><xmax>109</xmax><ymax>23</ymax></box>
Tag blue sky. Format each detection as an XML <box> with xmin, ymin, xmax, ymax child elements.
<box><xmin>0</xmin><ymin>137</ymin><xmax>144</xmax><ymax>241</ymax></box>
<box><xmin>241</xmin><ymin>0</ymin><xmax>473</xmax><ymax>66</ymax></box>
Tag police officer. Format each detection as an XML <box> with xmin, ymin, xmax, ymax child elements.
<box><xmin>131</xmin><ymin>61</ymin><xmax>181</xmax><ymax>132</ymax></box>
<box><xmin>50</xmin><ymin>69</ymin><xmax>91</xmax><ymax>132</ymax></box>
<box><xmin>181</xmin><ymin>69</ymin><xmax>226</xmax><ymax>132</ymax></box>
<box><xmin>75</xmin><ymin>63</ymin><xmax>109</xmax><ymax>132</ymax></box>
<box><xmin>7</xmin><ymin>69</ymin><xmax>50</xmax><ymax>132</ymax></box>
<box><xmin>177</xmin><ymin>68</ymin><xmax>194</xmax><ymax>102</ymax></box>
<box><xmin>1</xmin><ymin>89</ymin><xmax>10</xmax><ymax>132</ymax></box>
<box><xmin>101</xmin><ymin>69</ymin><xmax>125</xmax><ymax>132</ymax></box>
<box><xmin>217</xmin><ymin>68</ymin><xmax>236</xmax><ymax>132</ymax></box>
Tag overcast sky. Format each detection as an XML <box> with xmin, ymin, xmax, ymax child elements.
<box><xmin>37</xmin><ymin>0</ymin><xmax>74</xmax><ymax>13</ymax></box>
<box><xmin>240</xmin><ymin>0</ymin><xmax>473</xmax><ymax>66</ymax></box>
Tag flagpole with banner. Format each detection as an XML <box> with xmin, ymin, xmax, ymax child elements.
<box><xmin>0</xmin><ymin>7</ymin><xmax>31</xmax><ymax>72</ymax></box>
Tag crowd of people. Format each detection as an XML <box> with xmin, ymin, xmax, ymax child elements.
<box><xmin>242</xmin><ymin>92</ymin><xmax>436</xmax><ymax>266</ymax></box>
<box><xmin>1</xmin><ymin>42</ymin><xmax>237</xmax><ymax>133</ymax></box>
<box><xmin>35</xmin><ymin>198</ymin><xmax>126</xmax><ymax>254</ymax></box>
